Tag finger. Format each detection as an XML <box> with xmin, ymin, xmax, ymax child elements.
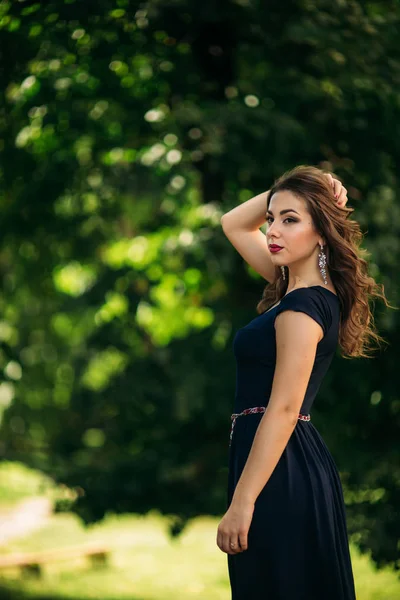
<box><xmin>222</xmin><ymin>533</ymin><xmax>232</xmax><ymax>554</ymax></box>
<box><xmin>337</xmin><ymin>186</ymin><xmax>348</xmax><ymax>206</ymax></box>
<box><xmin>223</xmin><ymin>533</ymin><xmax>238</xmax><ymax>555</ymax></box>
<box><xmin>333</xmin><ymin>179</ymin><xmax>342</xmax><ymax>199</ymax></box>
<box><xmin>228</xmin><ymin>536</ymin><xmax>241</xmax><ymax>555</ymax></box>
<box><xmin>238</xmin><ymin>532</ymin><xmax>248</xmax><ymax>551</ymax></box>
<box><xmin>325</xmin><ymin>173</ymin><xmax>335</xmax><ymax>192</ymax></box>
<box><xmin>216</xmin><ymin>531</ymin><xmax>223</xmax><ymax>551</ymax></box>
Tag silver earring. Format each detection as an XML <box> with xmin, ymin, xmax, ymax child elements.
<box><xmin>318</xmin><ymin>243</ymin><xmax>328</xmax><ymax>285</ymax></box>
<box><xmin>280</xmin><ymin>266</ymin><xmax>286</xmax><ymax>280</ymax></box>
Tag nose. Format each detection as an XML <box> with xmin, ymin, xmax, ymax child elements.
<box><xmin>266</xmin><ymin>219</ymin><xmax>282</xmax><ymax>242</ymax></box>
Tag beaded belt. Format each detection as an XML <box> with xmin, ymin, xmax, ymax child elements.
<box><xmin>229</xmin><ymin>406</ymin><xmax>311</xmax><ymax>446</ymax></box>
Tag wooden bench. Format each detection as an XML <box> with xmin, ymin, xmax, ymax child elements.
<box><xmin>0</xmin><ymin>543</ymin><xmax>110</xmax><ymax>578</ymax></box>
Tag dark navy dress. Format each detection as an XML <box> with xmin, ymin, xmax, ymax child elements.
<box><xmin>227</xmin><ymin>286</ymin><xmax>356</xmax><ymax>600</ymax></box>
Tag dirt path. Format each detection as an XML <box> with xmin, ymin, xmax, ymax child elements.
<box><xmin>0</xmin><ymin>496</ymin><xmax>52</xmax><ymax>546</ymax></box>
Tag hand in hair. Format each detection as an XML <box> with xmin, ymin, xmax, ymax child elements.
<box><xmin>324</xmin><ymin>173</ymin><xmax>348</xmax><ymax>208</ymax></box>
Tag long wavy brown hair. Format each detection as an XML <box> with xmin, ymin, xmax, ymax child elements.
<box><xmin>256</xmin><ymin>165</ymin><xmax>395</xmax><ymax>358</ymax></box>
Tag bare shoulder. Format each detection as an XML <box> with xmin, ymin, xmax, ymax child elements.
<box><xmin>274</xmin><ymin>290</ymin><xmax>326</xmax><ymax>344</ymax></box>
<box><xmin>275</xmin><ymin>310</ymin><xmax>323</xmax><ymax>344</ymax></box>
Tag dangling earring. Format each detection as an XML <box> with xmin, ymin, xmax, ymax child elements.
<box><xmin>318</xmin><ymin>243</ymin><xmax>328</xmax><ymax>285</ymax></box>
<box><xmin>280</xmin><ymin>266</ymin><xmax>286</xmax><ymax>280</ymax></box>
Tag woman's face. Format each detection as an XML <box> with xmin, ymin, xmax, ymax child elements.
<box><xmin>266</xmin><ymin>190</ymin><xmax>321</xmax><ymax>266</ymax></box>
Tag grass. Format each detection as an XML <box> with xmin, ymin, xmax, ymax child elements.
<box><xmin>0</xmin><ymin>511</ymin><xmax>228</xmax><ymax>600</ymax></box>
<box><xmin>0</xmin><ymin>510</ymin><xmax>399</xmax><ymax>600</ymax></box>
<box><xmin>0</xmin><ymin>462</ymin><xmax>399</xmax><ymax>599</ymax></box>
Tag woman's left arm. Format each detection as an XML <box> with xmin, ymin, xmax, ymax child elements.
<box><xmin>216</xmin><ymin>308</ymin><xmax>323</xmax><ymax>555</ymax></box>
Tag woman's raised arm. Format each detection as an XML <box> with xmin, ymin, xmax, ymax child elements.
<box><xmin>220</xmin><ymin>177</ymin><xmax>348</xmax><ymax>284</ymax></box>
<box><xmin>221</xmin><ymin>190</ymin><xmax>276</xmax><ymax>283</ymax></box>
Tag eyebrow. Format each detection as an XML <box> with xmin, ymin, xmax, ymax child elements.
<box><xmin>266</xmin><ymin>208</ymin><xmax>300</xmax><ymax>216</ymax></box>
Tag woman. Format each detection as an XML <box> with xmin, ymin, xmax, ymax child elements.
<box><xmin>217</xmin><ymin>166</ymin><xmax>390</xmax><ymax>599</ymax></box>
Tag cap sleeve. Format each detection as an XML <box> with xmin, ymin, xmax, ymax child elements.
<box><xmin>274</xmin><ymin>288</ymin><xmax>332</xmax><ymax>338</ymax></box>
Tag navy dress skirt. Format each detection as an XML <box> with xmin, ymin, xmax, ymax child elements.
<box><xmin>227</xmin><ymin>286</ymin><xmax>356</xmax><ymax>600</ymax></box>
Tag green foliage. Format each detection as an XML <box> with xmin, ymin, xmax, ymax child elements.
<box><xmin>0</xmin><ymin>0</ymin><xmax>399</xmax><ymax>573</ymax></box>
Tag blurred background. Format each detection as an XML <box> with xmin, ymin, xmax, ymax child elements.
<box><xmin>0</xmin><ymin>0</ymin><xmax>399</xmax><ymax>598</ymax></box>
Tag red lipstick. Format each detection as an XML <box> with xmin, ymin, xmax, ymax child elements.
<box><xmin>269</xmin><ymin>244</ymin><xmax>283</xmax><ymax>253</ymax></box>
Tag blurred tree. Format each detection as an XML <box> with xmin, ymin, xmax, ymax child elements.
<box><xmin>0</xmin><ymin>0</ymin><xmax>399</xmax><ymax>571</ymax></box>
